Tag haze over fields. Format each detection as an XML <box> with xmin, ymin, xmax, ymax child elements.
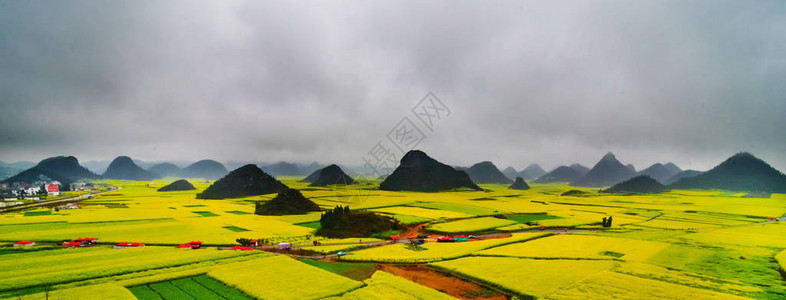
<box><xmin>0</xmin><ymin>1</ymin><xmax>784</xmax><ymax>172</ymax></box>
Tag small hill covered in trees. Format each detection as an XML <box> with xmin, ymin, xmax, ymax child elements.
<box><xmin>301</xmin><ymin>168</ymin><xmax>322</xmax><ymax>183</ymax></box>
<box><xmin>148</xmin><ymin>163</ymin><xmax>182</xmax><ymax>178</ymax></box>
<box><xmin>179</xmin><ymin>160</ymin><xmax>228</xmax><ymax>180</ymax></box>
<box><xmin>561</xmin><ymin>190</ymin><xmax>590</xmax><ymax>197</ymax></box>
<box><xmin>1</xmin><ymin>156</ymin><xmax>99</xmax><ymax>190</ymax></box>
<box><xmin>102</xmin><ymin>156</ymin><xmax>155</xmax><ymax>181</ymax></box>
<box><xmin>669</xmin><ymin>152</ymin><xmax>786</xmax><ymax>192</ymax></box>
<box><xmin>196</xmin><ymin>164</ymin><xmax>288</xmax><ymax>199</ymax></box>
<box><xmin>571</xmin><ymin>152</ymin><xmax>637</xmax><ymax>187</ymax></box>
<box><xmin>316</xmin><ymin>205</ymin><xmax>400</xmax><ymax>238</ymax></box>
<box><xmin>255</xmin><ymin>188</ymin><xmax>321</xmax><ymax>215</ymax></box>
<box><xmin>36</xmin><ymin>156</ymin><xmax>100</xmax><ymax>179</ymax></box>
<box><xmin>379</xmin><ymin>150</ymin><xmax>481</xmax><ymax>192</ymax></box>
<box><xmin>465</xmin><ymin>161</ymin><xmax>514</xmax><ymax>184</ymax></box>
<box><xmin>638</xmin><ymin>162</ymin><xmax>682</xmax><ymax>184</ymax></box>
<box><xmin>157</xmin><ymin>179</ymin><xmax>196</xmax><ymax>192</ymax></box>
<box><xmin>508</xmin><ymin>177</ymin><xmax>530</xmax><ymax>190</ymax></box>
<box><xmin>603</xmin><ymin>175</ymin><xmax>668</xmax><ymax>194</ymax></box>
<box><xmin>309</xmin><ymin>164</ymin><xmax>354</xmax><ymax>186</ymax></box>
<box><xmin>518</xmin><ymin>163</ymin><xmax>547</xmax><ymax>180</ymax></box>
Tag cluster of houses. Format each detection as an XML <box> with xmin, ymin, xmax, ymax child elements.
<box><xmin>0</xmin><ymin>181</ymin><xmax>95</xmax><ymax>199</ymax></box>
<box><xmin>0</xmin><ymin>181</ymin><xmax>97</xmax><ymax>208</ymax></box>
<box><xmin>1</xmin><ymin>181</ymin><xmax>62</xmax><ymax>202</ymax></box>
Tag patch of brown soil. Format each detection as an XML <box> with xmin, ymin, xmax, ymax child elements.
<box><xmin>376</xmin><ymin>264</ymin><xmax>509</xmax><ymax>300</ymax></box>
<box><xmin>475</xmin><ymin>233</ymin><xmax>512</xmax><ymax>240</ymax></box>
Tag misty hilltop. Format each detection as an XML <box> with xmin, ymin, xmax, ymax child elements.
<box><xmin>638</xmin><ymin>162</ymin><xmax>682</xmax><ymax>184</ymax></box>
<box><xmin>149</xmin><ymin>163</ymin><xmax>182</xmax><ymax>178</ymax></box>
<box><xmin>179</xmin><ymin>160</ymin><xmax>228</xmax><ymax>180</ymax></box>
<box><xmin>535</xmin><ymin>164</ymin><xmax>589</xmax><ymax>183</ymax></box>
<box><xmin>518</xmin><ymin>164</ymin><xmax>547</xmax><ymax>180</ymax></box>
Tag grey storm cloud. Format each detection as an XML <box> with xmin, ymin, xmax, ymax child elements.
<box><xmin>1</xmin><ymin>0</ymin><xmax>784</xmax><ymax>172</ymax></box>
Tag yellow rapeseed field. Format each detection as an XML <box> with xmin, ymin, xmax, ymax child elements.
<box><xmin>332</xmin><ymin>271</ymin><xmax>455</xmax><ymax>299</ymax></box>
<box><xmin>2</xmin><ymin>178</ymin><xmax>784</xmax><ymax>299</ymax></box>
<box><xmin>0</xmin><ymin>246</ymin><xmax>257</xmax><ymax>291</ymax></box>
<box><xmin>340</xmin><ymin>232</ymin><xmax>548</xmax><ymax>263</ymax></box>
<box><xmin>478</xmin><ymin>234</ymin><xmax>669</xmax><ymax>261</ymax></box>
<box><xmin>431</xmin><ymin>257</ymin><xmax>616</xmax><ymax>298</ymax></box>
<box><xmin>547</xmin><ymin>271</ymin><xmax>751</xmax><ymax>300</ymax></box>
<box><xmin>208</xmin><ymin>255</ymin><xmax>363</xmax><ymax>299</ymax></box>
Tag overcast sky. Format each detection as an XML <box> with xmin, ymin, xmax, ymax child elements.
<box><xmin>1</xmin><ymin>0</ymin><xmax>784</xmax><ymax>172</ymax></box>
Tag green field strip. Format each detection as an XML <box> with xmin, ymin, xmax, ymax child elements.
<box><xmin>222</xmin><ymin>226</ymin><xmax>249</xmax><ymax>232</ymax></box>
<box><xmin>148</xmin><ymin>281</ymin><xmax>195</xmax><ymax>299</ymax></box>
<box><xmin>192</xmin><ymin>275</ymin><xmax>254</xmax><ymax>300</ymax></box>
<box><xmin>191</xmin><ymin>211</ymin><xmax>219</xmax><ymax>217</ymax></box>
<box><xmin>169</xmin><ymin>277</ymin><xmax>224</xmax><ymax>300</ymax></box>
<box><xmin>128</xmin><ymin>285</ymin><xmax>164</xmax><ymax>300</ymax></box>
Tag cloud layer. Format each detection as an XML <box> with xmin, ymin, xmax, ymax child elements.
<box><xmin>1</xmin><ymin>0</ymin><xmax>784</xmax><ymax>172</ymax></box>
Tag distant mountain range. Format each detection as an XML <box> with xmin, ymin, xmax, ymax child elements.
<box><xmin>535</xmin><ymin>164</ymin><xmax>590</xmax><ymax>183</ymax></box>
<box><xmin>149</xmin><ymin>163</ymin><xmax>182</xmax><ymax>178</ymax></box>
<box><xmin>3</xmin><ymin>152</ymin><xmax>785</xmax><ymax>193</ymax></box>
<box><xmin>518</xmin><ymin>164</ymin><xmax>547</xmax><ymax>180</ymax></box>
<box><xmin>464</xmin><ymin>161</ymin><xmax>513</xmax><ymax>184</ymax></box>
<box><xmin>638</xmin><ymin>163</ymin><xmax>682</xmax><ymax>184</ymax></box>
<box><xmin>665</xmin><ymin>170</ymin><xmax>702</xmax><ymax>185</ymax></box>
<box><xmin>0</xmin><ymin>161</ymin><xmax>36</xmax><ymax>180</ymax></box>
<box><xmin>0</xmin><ymin>166</ymin><xmax>18</xmax><ymax>181</ymax></box>
<box><xmin>502</xmin><ymin>166</ymin><xmax>518</xmax><ymax>180</ymax></box>
<box><xmin>570</xmin><ymin>152</ymin><xmax>637</xmax><ymax>187</ymax></box>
